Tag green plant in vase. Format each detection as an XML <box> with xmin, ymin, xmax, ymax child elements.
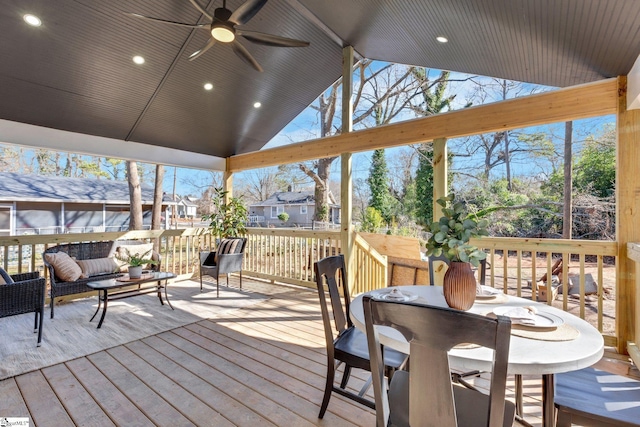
<box><xmin>115</xmin><ymin>248</ymin><xmax>158</xmax><ymax>278</ymax></box>
<box><xmin>202</xmin><ymin>187</ymin><xmax>248</xmax><ymax>242</ymax></box>
<box><xmin>425</xmin><ymin>194</ymin><xmax>488</xmax><ymax>310</ymax></box>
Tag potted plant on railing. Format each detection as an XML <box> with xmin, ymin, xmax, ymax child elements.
<box><xmin>425</xmin><ymin>194</ymin><xmax>488</xmax><ymax>310</ymax></box>
<box><xmin>115</xmin><ymin>248</ymin><xmax>159</xmax><ymax>279</ymax></box>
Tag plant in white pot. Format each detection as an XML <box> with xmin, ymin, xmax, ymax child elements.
<box><xmin>115</xmin><ymin>248</ymin><xmax>158</xmax><ymax>279</ymax></box>
<box><xmin>425</xmin><ymin>194</ymin><xmax>488</xmax><ymax>310</ymax></box>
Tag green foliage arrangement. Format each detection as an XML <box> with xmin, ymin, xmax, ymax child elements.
<box><xmin>361</xmin><ymin>207</ymin><xmax>384</xmax><ymax>233</ymax></box>
<box><xmin>425</xmin><ymin>194</ymin><xmax>489</xmax><ymax>267</ymax></box>
<box><xmin>115</xmin><ymin>248</ymin><xmax>158</xmax><ymax>268</ymax></box>
<box><xmin>202</xmin><ymin>187</ymin><xmax>248</xmax><ymax>239</ymax></box>
<box><xmin>278</xmin><ymin>212</ymin><xmax>289</xmax><ymax>223</ymax></box>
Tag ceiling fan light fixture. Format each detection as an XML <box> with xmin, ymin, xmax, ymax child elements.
<box><xmin>211</xmin><ymin>22</ymin><xmax>235</xmax><ymax>43</ymax></box>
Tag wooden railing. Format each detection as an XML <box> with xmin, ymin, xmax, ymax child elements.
<box><xmin>0</xmin><ymin>229</ymin><xmax>621</xmax><ymax>347</ymax></box>
<box><xmin>244</xmin><ymin>228</ymin><xmax>341</xmax><ymax>287</ymax></box>
<box><xmin>471</xmin><ymin>236</ymin><xmax>618</xmax><ymax>346</ymax></box>
<box><xmin>0</xmin><ymin>229</ymin><xmax>214</xmax><ymax>280</ymax></box>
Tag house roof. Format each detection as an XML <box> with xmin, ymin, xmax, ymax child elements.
<box><xmin>251</xmin><ymin>191</ymin><xmax>338</xmax><ymax>207</ymax></box>
<box><xmin>1</xmin><ymin>0</ymin><xmax>639</xmax><ymax>168</ymax></box>
<box><xmin>0</xmin><ymin>172</ymin><xmax>174</xmax><ymax>205</ymax></box>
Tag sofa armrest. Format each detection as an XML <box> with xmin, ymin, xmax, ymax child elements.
<box><xmin>10</xmin><ymin>271</ymin><xmax>41</xmax><ymax>282</ymax></box>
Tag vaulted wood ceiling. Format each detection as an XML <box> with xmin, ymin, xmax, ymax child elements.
<box><xmin>1</xmin><ymin>0</ymin><xmax>639</xmax><ymax>164</ymax></box>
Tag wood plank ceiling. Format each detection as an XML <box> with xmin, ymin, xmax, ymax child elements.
<box><xmin>0</xmin><ymin>0</ymin><xmax>639</xmax><ymax>162</ymax></box>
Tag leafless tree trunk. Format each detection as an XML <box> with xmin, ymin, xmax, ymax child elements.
<box><xmin>563</xmin><ymin>121</ymin><xmax>573</xmax><ymax>239</ymax></box>
<box><xmin>127</xmin><ymin>160</ymin><xmax>143</xmax><ymax>230</ymax></box>
<box><xmin>152</xmin><ymin>164</ymin><xmax>164</xmax><ymax>230</ymax></box>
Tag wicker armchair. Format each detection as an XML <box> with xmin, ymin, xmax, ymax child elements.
<box><xmin>0</xmin><ymin>269</ymin><xmax>46</xmax><ymax>346</ymax></box>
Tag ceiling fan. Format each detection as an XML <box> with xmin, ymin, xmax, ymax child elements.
<box><xmin>128</xmin><ymin>0</ymin><xmax>310</xmax><ymax>72</ymax></box>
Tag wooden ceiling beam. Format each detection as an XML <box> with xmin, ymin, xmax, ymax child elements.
<box><xmin>228</xmin><ymin>78</ymin><xmax>617</xmax><ymax>172</ymax></box>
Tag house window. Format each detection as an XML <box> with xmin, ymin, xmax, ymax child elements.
<box><xmin>300</xmin><ymin>205</ymin><xmax>307</xmax><ymax>214</ymax></box>
<box><xmin>271</xmin><ymin>206</ymin><xmax>284</xmax><ymax>218</ymax></box>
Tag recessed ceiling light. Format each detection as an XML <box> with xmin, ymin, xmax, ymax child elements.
<box><xmin>436</xmin><ymin>36</ymin><xmax>448</xmax><ymax>43</ymax></box>
<box><xmin>23</xmin><ymin>14</ymin><xmax>42</xmax><ymax>27</ymax></box>
<box><xmin>253</xmin><ymin>102</ymin><xmax>262</xmax><ymax>108</ymax></box>
<box><xmin>132</xmin><ymin>55</ymin><xmax>145</xmax><ymax>65</ymax></box>
<box><xmin>204</xmin><ymin>83</ymin><xmax>213</xmax><ymax>91</ymax></box>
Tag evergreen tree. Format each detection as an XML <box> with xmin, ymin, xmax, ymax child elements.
<box><xmin>414</xmin><ymin>145</ymin><xmax>434</xmax><ymax>224</ymax></box>
<box><xmin>367</xmin><ymin>149</ymin><xmax>394</xmax><ymax>223</ymax></box>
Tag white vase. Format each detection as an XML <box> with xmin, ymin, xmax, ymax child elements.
<box><xmin>128</xmin><ymin>266</ymin><xmax>143</xmax><ymax>279</ymax></box>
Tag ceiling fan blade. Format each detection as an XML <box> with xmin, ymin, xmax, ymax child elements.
<box><xmin>238</xmin><ymin>30</ymin><xmax>310</xmax><ymax>47</ymax></box>
<box><xmin>231</xmin><ymin>41</ymin><xmax>263</xmax><ymax>72</ymax></box>
<box><xmin>189</xmin><ymin>38</ymin><xmax>217</xmax><ymax>61</ymax></box>
<box><xmin>187</xmin><ymin>0</ymin><xmax>213</xmax><ymax>20</ymax></box>
<box><xmin>229</xmin><ymin>0</ymin><xmax>268</xmax><ymax>25</ymax></box>
<box><xmin>126</xmin><ymin>13</ymin><xmax>208</xmax><ymax>28</ymax></box>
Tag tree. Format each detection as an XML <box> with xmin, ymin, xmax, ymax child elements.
<box><xmin>299</xmin><ymin>60</ymin><xmax>422</xmax><ymax>222</ymax></box>
<box><xmin>411</xmin><ymin>70</ymin><xmax>458</xmax><ymax>224</ymax></box>
<box><xmin>574</xmin><ymin>128</ymin><xmax>615</xmax><ymax>199</ymax></box>
<box><xmin>151</xmin><ymin>165</ymin><xmax>164</xmax><ymax>230</ymax></box>
<box><xmin>360</xmin><ymin>207</ymin><xmax>384</xmax><ymax>233</ymax></box>
<box><xmin>127</xmin><ymin>160</ymin><xmax>143</xmax><ymax>230</ymax></box>
<box><xmin>563</xmin><ymin>121</ymin><xmax>573</xmax><ymax>239</ymax></box>
<box><xmin>367</xmin><ymin>149</ymin><xmax>394</xmax><ymax>223</ymax></box>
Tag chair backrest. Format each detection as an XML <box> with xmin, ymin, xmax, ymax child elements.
<box><xmin>314</xmin><ymin>255</ymin><xmax>351</xmax><ymax>347</ymax></box>
<box><xmin>428</xmin><ymin>253</ymin><xmax>487</xmax><ymax>287</ymax></box>
<box><xmin>363</xmin><ymin>296</ymin><xmax>511</xmax><ymax>427</ymax></box>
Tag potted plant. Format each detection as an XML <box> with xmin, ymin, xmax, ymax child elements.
<box><xmin>277</xmin><ymin>212</ymin><xmax>289</xmax><ymax>225</ymax></box>
<box><xmin>202</xmin><ymin>187</ymin><xmax>248</xmax><ymax>241</ymax></box>
<box><xmin>425</xmin><ymin>194</ymin><xmax>488</xmax><ymax>310</ymax></box>
<box><xmin>115</xmin><ymin>248</ymin><xmax>158</xmax><ymax>279</ymax></box>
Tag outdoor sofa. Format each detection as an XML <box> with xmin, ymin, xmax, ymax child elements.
<box><xmin>44</xmin><ymin>240</ymin><xmax>160</xmax><ymax>318</ymax></box>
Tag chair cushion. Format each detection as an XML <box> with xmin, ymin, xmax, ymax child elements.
<box><xmin>334</xmin><ymin>327</ymin><xmax>406</xmax><ymax>370</ymax></box>
<box><xmin>389</xmin><ymin>372</ymin><xmax>515</xmax><ymax>427</ymax></box>
<box><xmin>555</xmin><ymin>367</ymin><xmax>640</xmax><ymax>426</ymax></box>
<box><xmin>0</xmin><ymin>268</ymin><xmax>13</xmax><ymax>285</ymax></box>
<box><xmin>214</xmin><ymin>238</ymin><xmax>242</xmax><ymax>263</ymax></box>
<box><xmin>44</xmin><ymin>252</ymin><xmax>83</xmax><ymax>282</ymax></box>
<box><xmin>76</xmin><ymin>257</ymin><xmax>120</xmax><ymax>278</ymax></box>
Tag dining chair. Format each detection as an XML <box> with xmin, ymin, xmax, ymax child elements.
<box><xmin>314</xmin><ymin>255</ymin><xmax>407</xmax><ymax>419</ymax></box>
<box><xmin>363</xmin><ymin>295</ymin><xmax>516</xmax><ymax>427</ymax></box>
<box><xmin>554</xmin><ymin>367</ymin><xmax>640</xmax><ymax>426</ymax></box>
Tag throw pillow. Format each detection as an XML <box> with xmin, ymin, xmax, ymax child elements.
<box><xmin>214</xmin><ymin>238</ymin><xmax>241</xmax><ymax>263</ymax></box>
<box><xmin>113</xmin><ymin>243</ymin><xmax>155</xmax><ymax>272</ymax></box>
<box><xmin>44</xmin><ymin>252</ymin><xmax>83</xmax><ymax>282</ymax></box>
<box><xmin>76</xmin><ymin>257</ymin><xmax>120</xmax><ymax>278</ymax></box>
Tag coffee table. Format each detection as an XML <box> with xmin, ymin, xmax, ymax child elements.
<box><xmin>87</xmin><ymin>271</ymin><xmax>175</xmax><ymax>328</ymax></box>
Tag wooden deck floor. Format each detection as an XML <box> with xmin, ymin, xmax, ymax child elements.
<box><xmin>0</xmin><ymin>277</ymin><xmax>637</xmax><ymax>426</ymax></box>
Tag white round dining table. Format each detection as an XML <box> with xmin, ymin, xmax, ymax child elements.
<box><xmin>350</xmin><ymin>285</ymin><xmax>604</xmax><ymax>427</ymax></box>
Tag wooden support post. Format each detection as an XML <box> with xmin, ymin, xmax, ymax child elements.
<box><xmin>341</xmin><ymin>46</ymin><xmax>354</xmax><ymax>286</ymax></box>
<box><xmin>617</xmin><ymin>75</ymin><xmax>640</xmax><ymax>355</ymax></box>
<box><xmin>223</xmin><ymin>162</ymin><xmax>233</xmax><ymax>204</ymax></box>
<box><xmin>432</xmin><ymin>137</ymin><xmax>448</xmax><ymax>221</ymax></box>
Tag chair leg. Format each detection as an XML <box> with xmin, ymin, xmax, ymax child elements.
<box><xmin>34</xmin><ymin>310</ymin><xmax>39</xmax><ymax>333</ymax></box>
<box><xmin>319</xmin><ymin>357</ymin><xmax>336</xmax><ymax>419</ymax></box>
<box><xmin>240</xmin><ymin>270</ymin><xmax>242</xmax><ymax>290</ymax></box>
<box><xmin>36</xmin><ymin>309</ymin><xmax>43</xmax><ymax>347</ymax></box>
<box><xmin>216</xmin><ymin>272</ymin><xmax>220</xmax><ymax>298</ymax></box>
<box><xmin>199</xmin><ymin>272</ymin><xmax>203</xmax><ymax>292</ymax></box>
<box><xmin>340</xmin><ymin>365</ymin><xmax>352</xmax><ymax>389</ymax></box>
<box><xmin>50</xmin><ymin>293</ymin><xmax>55</xmax><ymax>319</ymax></box>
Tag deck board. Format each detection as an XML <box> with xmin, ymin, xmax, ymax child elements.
<box><xmin>2</xmin><ymin>276</ymin><xmax>637</xmax><ymax>426</ymax></box>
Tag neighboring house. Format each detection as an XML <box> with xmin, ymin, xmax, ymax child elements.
<box><xmin>249</xmin><ymin>191</ymin><xmax>340</xmax><ymax>227</ymax></box>
<box><xmin>166</xmin><ymin>195</ymin><xmax>198</xmax><ymax>219</ymax></box>
<box><xmin>0</xmin><ymin>172</ymin><xmax>175</xmax><ymax>236</ymax></box>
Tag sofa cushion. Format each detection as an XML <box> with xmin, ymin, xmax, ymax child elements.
<box><xmin>44</xmin><ymin>252</ymin><xmax>83</xmax><ymax>282</ymax></box>
<box><xmin>215</xmin><ymin>238</ymin><xmax>241</xmax><ymax>263</ymax></box>
<box><xmin>113</xmin><ymin>243</ymin><xmax>154</xmax><ymax>272</ymax></box>
<box><xmin>76</xmin><ymin>257</ymin><xmax>120</xmax><ymax>278</ymax></box>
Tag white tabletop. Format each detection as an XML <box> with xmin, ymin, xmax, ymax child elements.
<box><xmin>350</xmin><ymin>285</ymin><xmax>604</xmax><ymax>376</ymax></box>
